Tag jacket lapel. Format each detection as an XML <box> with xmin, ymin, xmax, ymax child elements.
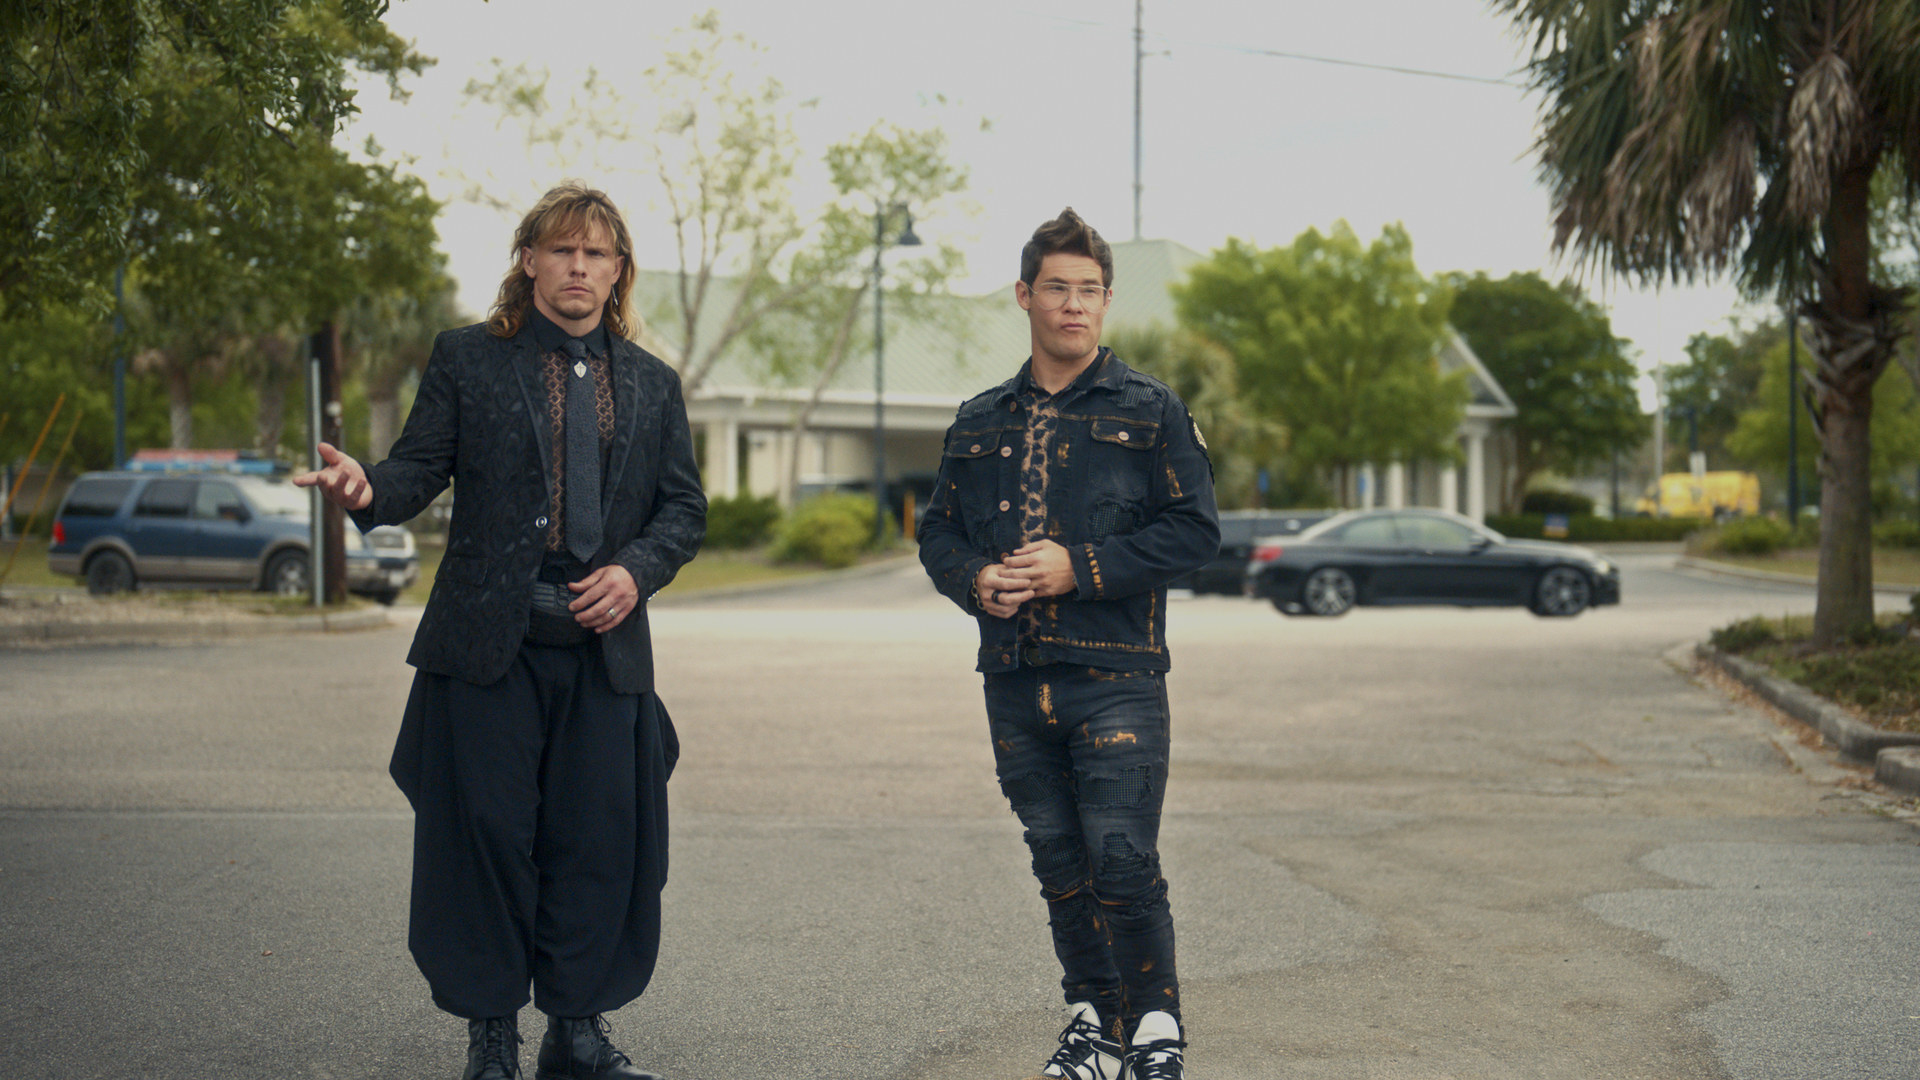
<box><xmin>506</xmin><ymin>330</ymin><xmax>555</xmax><ymax>508</ymax></box>
<box><xmin>603</xmin><ymin>340</ymin><xmax>645</xmax><ymax>518</ymax></box>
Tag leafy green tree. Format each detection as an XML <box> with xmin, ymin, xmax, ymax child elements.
<box><xmin>1727</xmin><ymin>331</ymin><xmax>1920</xmax><ymax>508</ymax></box>
<box><xmin>466</xmin><ymin>11</ymin><xmax>811</xmax><ymax>395</ymax></box>
<box><xmin>745</xmin><ymin>122</ymin><xmax>972</xmax><ymax>505</ymax></box>
<box><xmin>1</xmin><ymin>0</ymin><xmax>422</xmax><ymax>315</ymax></box>
<box><xmin>1662</xmin><ymin>322</ymin><xmax>1779</xmax><ymax>473</ymax></box>
<box><xmin>1495</xmin><ymin>0</ymin><xmax>1920</xmax><ymax>644</ymax></box>
<box><xmin>1172</xmin><ymin>223</ymin><xmax>1465</xmax><ymax>506</ymax></box>
<box><xmin>1447</xmin><ymin>272</ymin><xmax>1647</xmax><ymax>507</ymax></box>
<box><xmin>1107</xmin><ymin>325</ymin><xmax>1288</xmax><ymax>509</ymax></box>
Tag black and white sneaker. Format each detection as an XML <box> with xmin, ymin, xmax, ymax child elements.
<box><xmin>1025</xmin><ymin>1001</ymin><xmax>1126</xmax><ymax>1080</ymax></box>
<box><xmin>1125</xmin><ymin>1011</ymin><xmax>1185</xmax><ymax>1080</ymax></box>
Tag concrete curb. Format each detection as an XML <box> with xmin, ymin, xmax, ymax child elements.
<box><xmin>1696</xmin><ymin>642</ymin><xmax>1920</xmax><ymax>794</ymax></box>
<box><xmin>0</xmin><ymin>604</ymin><xmax>389</xmax><ymax>646</ymax></box>
<box><xmin>1675</xmin><ymin>556</ymin><xmax>1919</xmax><ymax>596</ymax></box>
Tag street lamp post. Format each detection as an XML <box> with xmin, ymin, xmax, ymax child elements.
<box><xmin>872</xmin><ymin>202</ymin><xmax>921</xmax><ymax>544</ymax></box>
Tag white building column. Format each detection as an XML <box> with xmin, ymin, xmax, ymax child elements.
<box><xmin>1440</xmin><ymin>464</ymin><xmax>1460</xmax><ymax>515</ymax></box>
<box><xmin>1465</xmin><ymin>433</ymin><xmax>1487</xmax><ymax>521</ymax></box>
<box><xmin>1386</xmin><ymin>461</ymin><xmax>1407</xmax><ymax>509</ymax></box>
<box><xmin>709</xmin><ymin>419</ymin><xmax>740</xmax><ymax>499</ymax></box>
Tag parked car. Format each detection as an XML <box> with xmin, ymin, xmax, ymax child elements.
<box><xmin>47</xmin><ymin>470</ymin><xmax>419</xmax><ymax>604</ymax></box>
<box><xmin>1244</xmin><ymin>507</ymin><xmax>1620</xmax><ymax>618</ymax></box>
<box><xmin>1171</xmin><ymin>509</ymin><xmax>1334</xmax><ymax>594</ymax></box>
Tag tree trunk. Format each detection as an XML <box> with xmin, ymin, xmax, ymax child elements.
<box><xmin>1805</xmin><ymin>163</ymin><xmax>1909</xmax><ymax>646</ymax></box>
<box><xmin>784</xmin><ymin>286</ymin><xmax>867</xmax><ymax>508</ymax></box>
<box><xmin>253</xmin><ymin>335</ymin><xmax>292</xmax><ymax>457</ymax></box>
<box><xmin>1813</xmin><ymin>399</ymin><xmax>1875</xmax><ymax>640</ymax></box>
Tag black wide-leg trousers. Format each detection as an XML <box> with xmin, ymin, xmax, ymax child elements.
<box><xmin>390</xmin><ymin>642</ymin><xmax>677</xmax><ymax>1019</ymax></box>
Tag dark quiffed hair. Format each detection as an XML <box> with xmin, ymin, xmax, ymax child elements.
<box><xmin>1019</xmin><ymin>207</ymin><xmax>1113</xmax><ymax>287</ymax></box>
<box><xmin>487</xmin><ymin>181</ymin><xmax>637</xmax><ymax>339</ymax></box>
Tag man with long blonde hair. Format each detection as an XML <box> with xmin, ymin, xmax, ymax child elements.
<box><xmin>298</xmin><ymin>182</ymin><xmax>704</xmax><ymax>1080</ymax></box>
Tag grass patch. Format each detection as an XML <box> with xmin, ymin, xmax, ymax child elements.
<box><xmin>1693</xmin><ymin>546</ymin><xmax>1920</xmax><ymax>586</ymax></box>
<box><xmin>0</xmin><ymin>535</ymin><xmax>62</xmax><ymax>588</ymax></box>
<box><xmin>403</xmin><ymin>537</ymin><xmax>880</xmax><ymax>604</ymax></box>
<box><xmin>1711</xmin><ymin>611</ymin><xmax>1920</xmax><ymax>734</ymax></box>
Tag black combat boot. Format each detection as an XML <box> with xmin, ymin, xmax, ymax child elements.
<box><xmin>534</xmin><ymin>1015</ymin><xmax>662</xmax><ymax>1080</ymax></box>
<box><xmin>464</xmin><ymin>1015</ymin><xmax>522</xmax><ymax>1080</ymax></box>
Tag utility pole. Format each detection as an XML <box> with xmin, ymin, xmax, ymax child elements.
<box><xmin>1133</xmin><ymin>0</ymin><xmax>1144</xmax><ymax>241</ymax></box>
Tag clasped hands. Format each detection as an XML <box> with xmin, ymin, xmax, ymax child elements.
<box><xmin>975</xmin><ymin>539</ymin><xmax>1075</xmax><ymax>619</ymax></box>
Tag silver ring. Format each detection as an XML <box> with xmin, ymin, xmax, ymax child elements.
<box><xmin>608</xmin><ymin>607</ymin><xmax>619</xmax><ymax>618</ymax></box>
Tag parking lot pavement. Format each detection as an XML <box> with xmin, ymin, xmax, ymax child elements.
<box><xmin>3</xmin><ymin>551</ymin><xmax>1918</xmax><ymax>1078</ymax></box>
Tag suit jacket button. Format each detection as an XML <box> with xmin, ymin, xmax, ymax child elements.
<box><xmin>536</xmin><ymin>516</ymin><xmax>549</xmax><ymax>529</ymax></box>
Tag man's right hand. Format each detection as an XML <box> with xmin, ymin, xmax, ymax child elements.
<box><xmin>291</xmin><ymin>442</ymin><xmax>373</xmax><ymax>511</ymax></box>
<box><xmin>974</xmin><ymin>562</ymin><xmax>1034</xmax><ymax>619</ymax></box>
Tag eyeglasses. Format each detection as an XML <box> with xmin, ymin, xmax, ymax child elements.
<box><xmin>1029</xmin><ymin>282</ymin><xmax>1110</xmax><ymax>311</ymax></box>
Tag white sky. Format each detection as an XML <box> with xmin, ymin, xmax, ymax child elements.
<box><xmin>347</xmin><ymin>0</ymin><xmax>1763</xmax><ymax>388</ymax></box>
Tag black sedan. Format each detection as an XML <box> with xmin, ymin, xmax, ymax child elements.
<box><xmin>1244</xmin><ymin>508</ymin><xmax>1620</xmax><ymax>618</ymax></box>
<box><xmin>1171</xmin><ymin>509</ymin><xmax>1333</xmax><ymax>594</ymax></box>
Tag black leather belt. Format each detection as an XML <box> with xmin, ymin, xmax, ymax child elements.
<box><xmin>526</xmin><ymin>560</ymin><xmax>593</xmax><ymax>646</ymax></box>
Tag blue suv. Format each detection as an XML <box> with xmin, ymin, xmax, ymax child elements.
<box><xmin>48</xmin><ymin>469</ymin><xmax>419</xmax><ymax>604</ymax></box>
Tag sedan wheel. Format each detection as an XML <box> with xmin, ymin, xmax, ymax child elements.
<box><xmin>264</xmin><ymin>550</ymin><xmax>310</xmax><ymax>597</ymax></box>
<box><xmin>1533</xmin><ymin>566</ymin><xmax>1592</xmax><ymax>617</ymax></box>
<box><xmin>85</xmin><ymin>551</ymin><xmax>134</xmax><ymax>596</ymax></box>
<box><xmin>1301</xmin><ymin>567</ymin><xmax>1356</xmax><ymax>617</ymax></box>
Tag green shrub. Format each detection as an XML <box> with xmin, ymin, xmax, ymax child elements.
<box><xmin>770</xmin><ymin>492</ymin><xmax>885</xmax><ymax>568</ymax></box>
<box><xmin>1710</xmin><ymin>616</ymin><xmax>1778</xmax><ymax>653</ymax></box>
<box><xmin>1520</xmin><ymin>489</ymin><xmax>1596</xmax><ymax>516</ymax></box>
<box><xmin>1699</xmin><ymin>516</ymin><xmax>1794</xmax><ymax>556</ymax></box>
<box><xmin>1873</xmin><ymin>519</ymin><xmax>1920</xmax><ymax>550</ymax></box>
<box><xmin>1486</xmin><ymin>514</ymin><xmax>1707</xmax><ymax>542</ymax></box>
<box><xmin>704</xmin><ymin>493</ymin><xmax>782</xmax><ymax>549</ymax></box>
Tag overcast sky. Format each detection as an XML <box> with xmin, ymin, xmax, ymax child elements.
<box><xmin>347</xmin><ymin>0</ymin><xmax>1762</xmax><ymax>386</ymax></box>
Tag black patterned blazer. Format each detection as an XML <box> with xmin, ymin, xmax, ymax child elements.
<box><xmin>350</xmin><ymin>320</ymin><xmax>706</xmax><ymax>694</ymax></box>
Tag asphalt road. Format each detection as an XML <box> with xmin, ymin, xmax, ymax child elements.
<box><xmin>2</xmin><ymin>550</ymin><xmax>1916</xmax><ymax>1079</ymax></box>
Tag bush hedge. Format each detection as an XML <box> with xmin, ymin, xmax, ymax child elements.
<box><xmin>1696</xmin><ymin>515</ymin><xmax>1795</xmax><ymax>556</ymax></box>
<box><xmin>704</xmin><ymin>493</ymin><xmax>781</xmax><ymax>549</ymax></box>
<box><xmin>1487</xmin><ymin>513</ymin><xmax>1708</xmax><ymax>542</ymax></box>
<box><xmin>1520</xmin><ymin>489</ymin><xmax>1596</xmax><ymax>516</ymax></box>
<box><xmin>770</xmin><ymin>492</ymin><xmax>887</xmax><ymax>569</ymax></box>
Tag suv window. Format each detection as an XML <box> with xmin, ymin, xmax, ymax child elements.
<box><xmin>133</xmin><ymin>479</ymin><xmax>195</xmax><ymax>519</ymax></box>
<box><xmin>61</xmin><ymin>478</ymin><xmax>134</xmax><ymax>517</ymax></box>
<box><xmin>194</xmin><ymin>481</ymin><xmax>247</xmax><ymax>522</ymax></box>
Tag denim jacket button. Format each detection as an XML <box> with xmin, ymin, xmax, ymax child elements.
<box><xmin>970</xmin><ymin>443</ymin><xmax>982</xmax><ymax>454</ymax></box>
<box><xmin>535</xmin><ymin>516</ymin><xmax>549</xmax><ymax>529</ymax></box>
<box><xmin>999</xmin><ymin>500</ymin><xmax>1011</xmax><ymax>512</ymax></box>
<box><xmin>1117</xmin><ymin>430</ymin><xmax>1130</xmax><ymax>441</ymax></box>
<box><xmin>1000</xmin><ymin>445</ymin><xmax>1012</xmax><ymax>457</ymax></box>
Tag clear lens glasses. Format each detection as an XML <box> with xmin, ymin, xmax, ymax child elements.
<box><xmin>1031</xmin><ymin>283</ymin><xmax>1109</xmax><ymax>311</ymax></box>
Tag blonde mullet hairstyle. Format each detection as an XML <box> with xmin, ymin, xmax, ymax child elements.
<box><xmin>487</xmin><ymin>181</ymin><xmax>638</xmax><ymax>340</ymax></box>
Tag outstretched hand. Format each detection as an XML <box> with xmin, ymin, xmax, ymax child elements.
<box><xmin>291</xmin><ymin>442</ymin><xmax>372</xmax><ymax>511</ymax></box>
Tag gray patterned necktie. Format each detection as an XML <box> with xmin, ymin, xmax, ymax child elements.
<box><xmin>562</xmin><ymin>338</ymin><xmax>602</xmax><ymax>562</ymax></box>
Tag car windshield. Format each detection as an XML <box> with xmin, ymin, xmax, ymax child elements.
<box><xmin>243</xmin><ymin>479</ymin><xmax>312</xmax><ymax>518</ymax></box>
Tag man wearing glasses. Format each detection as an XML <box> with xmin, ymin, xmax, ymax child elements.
<box><xmin>919</xmin><ymin>208</ymin><xmax>1219</xmax><ymax>1080</ymax></box>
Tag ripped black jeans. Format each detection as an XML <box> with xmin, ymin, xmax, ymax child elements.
<box><xmin>985</xmin><ymin>666</ymin><xmax>1178</xmax><ymax>1030</ymax></box>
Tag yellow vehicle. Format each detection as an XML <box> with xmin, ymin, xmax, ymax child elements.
<box><xmin>1634</xmin><ymin>471</ymin><xmax>1761</xmax><ymax>519</ymax></box>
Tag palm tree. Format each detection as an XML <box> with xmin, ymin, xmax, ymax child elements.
<box><xmin>1494</xmin><ymin>0</ymin><xmax>1920</xmax><ymax>647</ymax></box>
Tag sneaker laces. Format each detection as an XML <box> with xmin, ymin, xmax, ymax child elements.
<box><xmin>1127</xmin><ymin>1036</ymin><xmax>1186</xmax><ymax>1080</ymax></box>
<box><xmin>1044</xmin><ymin>1011</ymin><xmax>1115</xmax><ymax>1075</ymax></box>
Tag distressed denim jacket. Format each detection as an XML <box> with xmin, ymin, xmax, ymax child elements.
<box><xmin>919</xmin><ymin>350</ymin><xmax>1220</xmax><ymax>673</ymax></box>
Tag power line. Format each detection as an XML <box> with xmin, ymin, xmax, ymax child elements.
<box><xmin>1037</xmin><ymin>11</ymin><xmax>1524</xmax><ymax>88</ymax></box>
